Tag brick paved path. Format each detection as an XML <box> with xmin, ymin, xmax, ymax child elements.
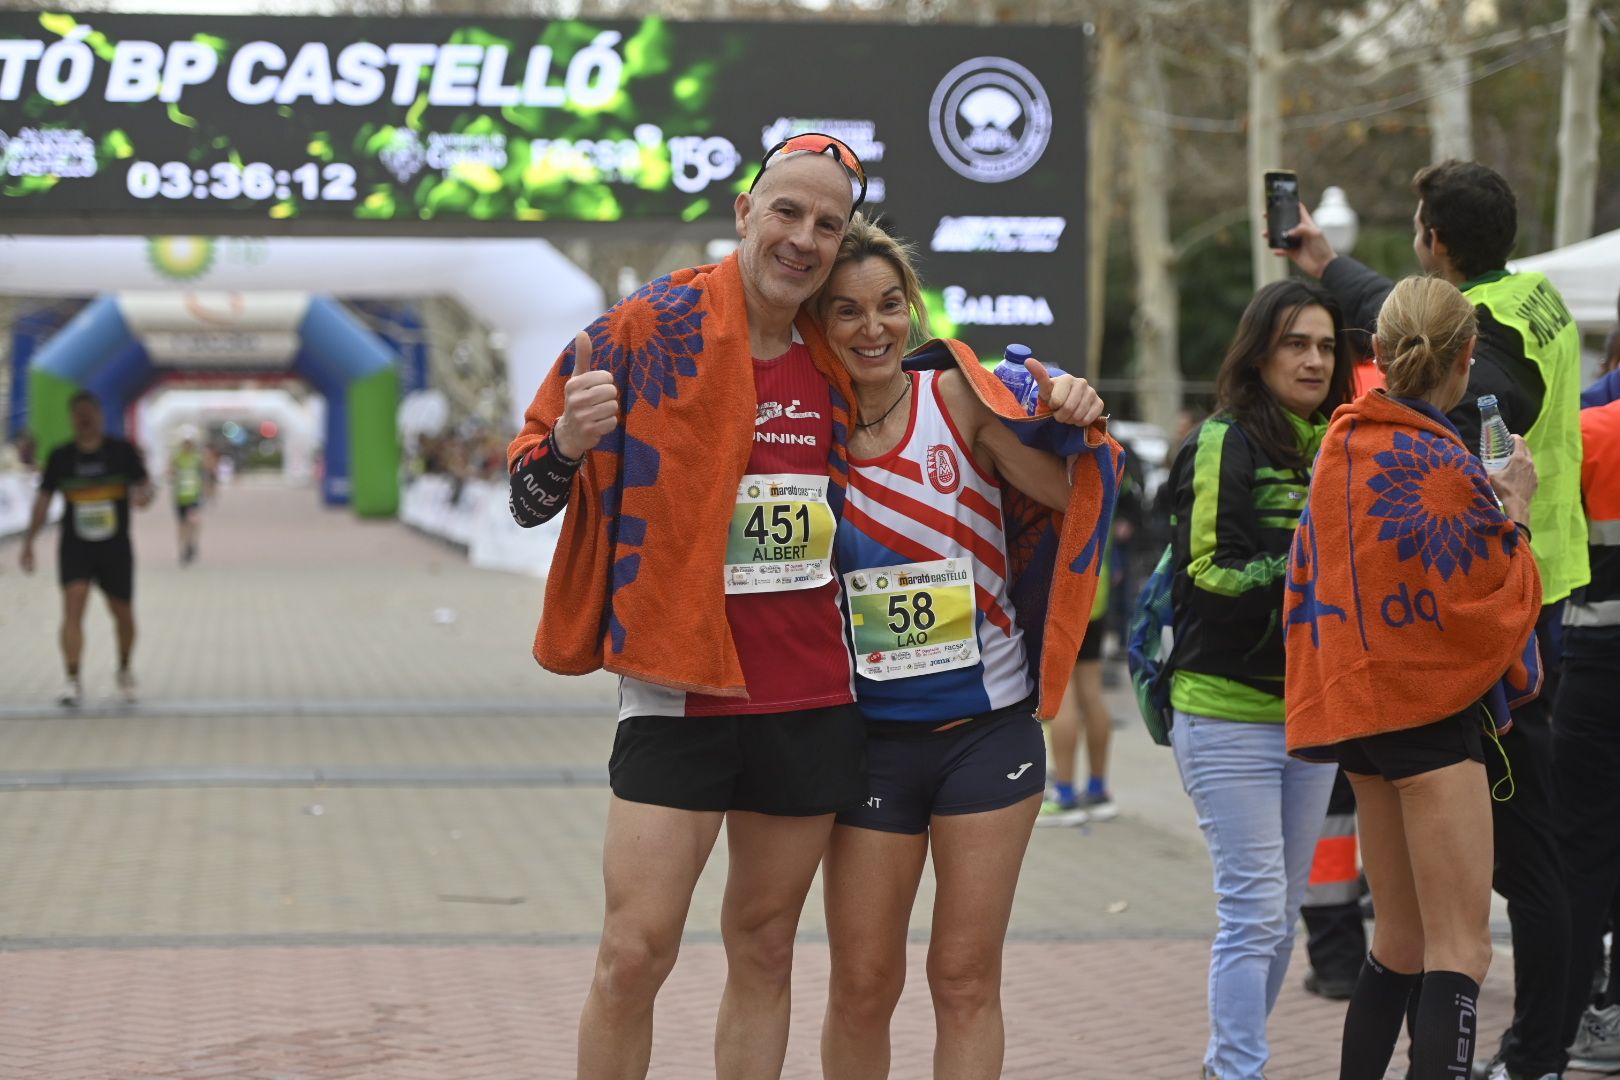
<box><xmin>0</xmin><ymin>478</ymin><xmax>1601</xmax><ymax>1078</ymax></box>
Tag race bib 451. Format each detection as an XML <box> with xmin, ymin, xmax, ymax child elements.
<box><xmin>724</xmin><ymin>474</ymin><xmax>835</xmax><ymax>594</ymax></box>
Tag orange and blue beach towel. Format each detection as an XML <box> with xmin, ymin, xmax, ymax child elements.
<box><xmin>905</xmin><ymin>339</ymin><xmax>1126</xmax><ymax>718</ymax></box>
<box><xmin>508</xmin><ymin>257</ymin><xmax>1123</xmax><ymax>717</ymax></box>
<box><xmin>1284</xmin><ymin>391</ymin><xmax>1543</xmax><ymax>757</ymax></box>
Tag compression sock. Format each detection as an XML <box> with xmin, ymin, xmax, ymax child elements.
<box><xmin>1339</xmin><ymin>953</ymin><xmax>1421</xmax><ymax>1080</ymax></box>
<box><xmin>1408</xmin><ymin>970</ymin><xmax>1479</xmax><ymax>1078</ymax></box>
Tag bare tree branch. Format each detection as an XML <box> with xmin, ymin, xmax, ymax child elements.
<box><xmin>1293</xmin><ymin>10</ymin><xmax>1396</xmax><ymax>67</ymax></box>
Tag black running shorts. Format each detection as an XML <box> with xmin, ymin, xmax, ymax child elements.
<box><xmin>1336</xmin><ymin>707</ymin><xmax>1486</xmax><ymax>782</ymax></box>
<box><xmin>609</xmin><ymin>703</ymin><xmax>868</xmax><ymax>816</ymax></box>
<box><xmin>836</xmin><ymin>696</ymin><xmax>1045</xmax><ymax>835</ymax></box>
<box><xmin>1077</xmin><ymin>616</ymin><xmax>1105</xmax><ymax>662</ymax></box>
<box><xmin>58</xmin><ymin>538</ymin><xmax>134</xmax><ymax>602</ymax></box>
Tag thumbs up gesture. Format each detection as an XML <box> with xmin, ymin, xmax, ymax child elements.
<box><xmin>554</xmin><ymin>330</ymin><xmax>620</xmax><ymax>461</ymax></box>
<box><xmin>1025</xmin><ymin>356</ymin><xmax>1104</xmax><ymax>428</ymax></box>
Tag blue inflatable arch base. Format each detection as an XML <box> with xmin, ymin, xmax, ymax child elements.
<box><xmin>26</xmin><ymin>295</ymin><xmax>399</xmax><ymax>516</ymax></box>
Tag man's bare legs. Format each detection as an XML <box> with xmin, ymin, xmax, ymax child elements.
<box><xmin>107</xmin><ymin>596</ymin><xmax>136</xmax><ymax>672</ymax></box>
<box><xmin>714</xmin><ymin>810</ymin><xmax>837</xmax><ymax>1079</ymax></box>
<box><xmin>59</xmin><ymin>581</ymin><xmax>90</xmax><ymax>678</ymax></box>
<box><xmin>577</xmin><ymin>796</ymin><xmax>724</xmax><ymax>1080</ymax></box>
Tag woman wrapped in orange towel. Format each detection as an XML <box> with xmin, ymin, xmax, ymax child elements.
<box><xmin>1284</xmin><ymin>275</ymin><xmax>1543</xmax><ymax>1079</ymax></box>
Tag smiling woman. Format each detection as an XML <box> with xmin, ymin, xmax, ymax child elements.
<box><xmin>1161</xmin><ymin>279</ymin><xmax>1354</xmax><ymax>1080</ymax></box>
<box><xmin>809</xmin><ymin>213</ymin><xmax>1114</xmax><ymax>1079</ymax></box>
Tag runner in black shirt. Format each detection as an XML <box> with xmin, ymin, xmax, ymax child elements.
<box><xmin>20</xmin><ymin>390</ymin><xmax>153</xmax><ymax>706</ymax></box>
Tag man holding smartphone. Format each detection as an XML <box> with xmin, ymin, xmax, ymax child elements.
<box><xmin>1277</xmin><ymin>160</ymin><xmax>1587</xmax><ymax>1080</ymax></box>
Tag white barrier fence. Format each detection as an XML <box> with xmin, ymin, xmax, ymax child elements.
<box><xmin>4</xmin><ymin>469</ymin><xmax>558</xmax><ymax>577</ymax></box>
<box><xmin>0</xmin><ymin>472</ymin><xmax>57</xmax><ymax>538</ymax></box>
<box><xmin>400</xmin><ymin>474</ymin><xmax>561</xmax><ymax>578</ymax></box>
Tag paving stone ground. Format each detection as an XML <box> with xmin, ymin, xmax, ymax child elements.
<box><xmin>0</xmin><ymin>477</ymin><xmax>1601</xmax><ymax>1078</ymax></box>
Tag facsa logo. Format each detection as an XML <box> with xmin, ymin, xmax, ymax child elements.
<box><xmin>931</xmin><ymin>216</ymin><xmax>1067</xmax><ymax>253</ymax></box>
<box><xmin>944</xmin><ymin>286</ymin><xmax>1054</xmax><ymax>327</ymax></box>
<box><xmin>929</xmin><ymin>57</ymin><xmax>1053</xmax><ymax>183</ymax></box>
<box><xmin>927</xmin><ymin>444</ymin><xmax>961</xmax><ymax>494</ymax></box>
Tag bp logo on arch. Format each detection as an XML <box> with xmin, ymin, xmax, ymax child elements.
<box><xmin>929</xmin><ymin>57</ymin><xmax>1052</xmax><ymax>183</ymax></box>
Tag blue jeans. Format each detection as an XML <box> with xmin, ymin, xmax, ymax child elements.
<box><xmin>1171</xmin><ymin>710</ymin><xmax>1336</xmax><ymax>1080</ymax></box>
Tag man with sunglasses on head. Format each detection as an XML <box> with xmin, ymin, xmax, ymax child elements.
<box><xmin>507</xmin><ymin>134</ymin><xmax>868</xmax><ymax>1080</ymax></box>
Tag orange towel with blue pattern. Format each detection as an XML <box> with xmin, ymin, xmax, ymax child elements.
<box><xmin>1284</xmin><ymin>390</ymin><xmax>1542</xmax><ymax>756</ymax></box>
<box><xmin>507</xmin><ymin>255</ymin><xmax>855</xmax><ymax>698</ymax></box>
<box><xmin>910</xmin><ymin>339</ymin><xmax>1126</xmax><ymax>719</ymax></box>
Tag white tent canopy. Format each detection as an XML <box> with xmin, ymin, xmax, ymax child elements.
<box><xmin>1512</xmin><ymin>228</ymin><xmax>1620</xmax><ymax>335</ymax></box>
<box><xmin>0</xmin><ymin>235</ymin><xmax>604</xmax><ymax>430</ymax></box>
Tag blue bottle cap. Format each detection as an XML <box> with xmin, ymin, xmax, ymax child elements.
<box><xmin>1005</xmin><ymin>344</ymin><xmax>1033</xmax><ymax>364</ymax></box>
<box><xmin>1478</xmin><ymin>394</ymin><xmax>1499</xmax><ymax>409</ymax></box>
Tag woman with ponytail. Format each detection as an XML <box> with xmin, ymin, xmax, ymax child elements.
<box><xmin>1284</xmin><ymin>275</ymin><xmax>1544</xmax><ymax>1079</ymax></box>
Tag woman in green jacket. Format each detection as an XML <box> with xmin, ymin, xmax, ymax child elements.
<box><xmin>1165</xmin><ymin>279</ymin><xmax>1354</xmax><ymax>1080</ymax></box>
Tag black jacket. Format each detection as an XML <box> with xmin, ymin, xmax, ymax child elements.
<box><xmin>1319</xmin><ymin>255</ymin><xmax>1544</xmax><ymax>446</ymax></box>
<box><xmin>1167</xmin><ymin>411</ymin><xmax>1324</xmax><ymax>712</ymax></box>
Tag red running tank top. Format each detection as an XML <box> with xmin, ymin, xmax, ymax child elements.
<box><xmin>617</xmin><ymin>338</ymin><xmax>854</xmax><ymax>719</ymax></box>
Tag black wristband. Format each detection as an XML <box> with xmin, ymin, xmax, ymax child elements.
<box><xmin>548</xmin><ymin>429</ymin><xmax>583</xmax><ymax>467</ymax></box>
<box><xmin>1514</xmin><ymin>521</ymin><xmax>1533</xmax><ymax>543</ymax></box>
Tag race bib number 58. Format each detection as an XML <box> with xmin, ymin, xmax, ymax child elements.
<box><xmin>845</xmin><ymin>558</ymin><xmax>980</xmax><ymax>680</ymax></box>
<box><xmin>724</xmin><ymin>474</ymin><xmax>835</xmax><ymax>594</ymax></box>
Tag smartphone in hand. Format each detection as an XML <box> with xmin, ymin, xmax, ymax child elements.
<box><xmin>1264</xmin><ymin>169</ymin><xmax>1301</xmax><ymax>250</ymax></box>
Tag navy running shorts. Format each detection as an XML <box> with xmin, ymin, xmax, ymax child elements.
<box><xmin>837</xmin><ymin>696</ymin><xmax>1045</xmax><ymax>835</ymax></box>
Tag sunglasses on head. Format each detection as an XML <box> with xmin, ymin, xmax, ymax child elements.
<box><xmin>748</xmin><ymin>132</ymin><xmax>868</xmax><ymax>218</ymax></box>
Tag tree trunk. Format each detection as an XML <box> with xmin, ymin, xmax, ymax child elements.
<box><xmin>1085</xmin><ymin>22</ymin><xmax>1124</xmax><ymax>384</ymax></box>
<box><xmin>1248</xmin><ymin>0</ymin><xmax>1285</xmax><ymax>289</ymax></box>
<box><xmin>1127</xmin><ymin>38</ymin><xmax>1182</xmax><ymax>434</ymax></box>
<box><xmin>1423</xmin><ymin>54</ymin><xmax>1474</xmax><ymax>160</ymax></box>
<box><xmin>1555</xmin><ymin>0</ymin><xmax>1602</xmax><ymax>248</ymax></box>
<box><xmin>1424</xmin><ymin>0</ymin><xmax>1474</xmax><ymax>161</ymax></box>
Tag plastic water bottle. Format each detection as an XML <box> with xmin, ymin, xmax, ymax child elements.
<box><xmin>1001</xmin><ymin>344</ymin><xmax>1041</xmax><ymax>414</ymax></box>
<box><xmin>1478</xmin><ymin>394</ymin><xmax>1513</xmax><ymax>472</ymax></box>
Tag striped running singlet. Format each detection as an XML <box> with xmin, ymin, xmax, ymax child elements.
<box><xmin>836</xmin><ymin>369</ymin><xmax>1031</xmax><ymax>723</ymax></box>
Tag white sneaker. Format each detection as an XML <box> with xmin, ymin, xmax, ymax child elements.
<box><xmin>57</xmin><ymin>677</ymin><xmax>81</xmax><ymax>707</ymax></box>
<box><xmin>116</xmin><ymin>669</ymin><xmax>137</xmax><ymax>705</ymax></box>
<box><xmin>1081</xmin><ymin>790</ymin><xmax>1121</xmax><ymax>822</ymax></box>
<box><xmin>1034</xmin><ymin>797</ymin><xmax>1090</xmax><ymax>827</ymax></box>
<box><xmin>1569</xmin><ymin>1003</ymin><xmax>1620</xmax><ymax>1070</ymax></box>
<box><xmin>1483</xmin><ymin>1060</ymin><xmax>1559</xmax><ymax>1080</ymax></box>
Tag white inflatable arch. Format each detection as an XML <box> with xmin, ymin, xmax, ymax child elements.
<box><xmin>0</xmin><ymin>235</ymin><xmax>605</xmax><ymax>431</ymax></box>
<box><xmin>138</xmin><ymin>386</ymin><xmax>320</xmax><ymax>484</ymax></box>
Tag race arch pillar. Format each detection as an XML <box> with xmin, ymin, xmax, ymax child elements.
<box><xmin>294</xmin><ymin>296</ymin><xmax>400</xmax><ymax>517</ymax></box>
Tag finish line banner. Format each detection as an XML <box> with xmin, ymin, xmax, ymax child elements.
<box><xmin>0</xmin><ymin>12</ymin><xmax>1087</xmax><ymax>356</ymax></box>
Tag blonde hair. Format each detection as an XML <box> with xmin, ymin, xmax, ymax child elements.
<box><xmin>818</xmin><ymin>213</ymin><xmax>931</xmax><ymax>348</ymax></box>
<box><xmin>1375</xmin><ymin>275</ymin><xmax>1478</xmax><ymax>398</ymax></box>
